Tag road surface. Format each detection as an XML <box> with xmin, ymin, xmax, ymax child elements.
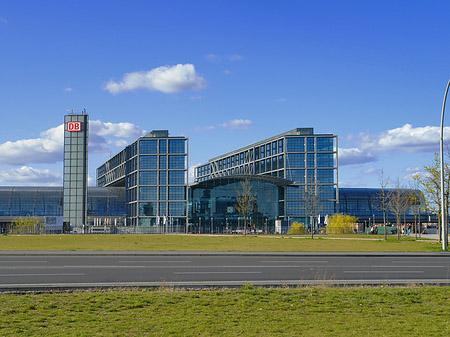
<box><xmin>1</xmin><ymin>252</ymin><xmax>449</xmax><ymax>290</ymax></box>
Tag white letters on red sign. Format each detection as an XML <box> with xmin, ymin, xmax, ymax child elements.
<box><xmin>67</xmin><ymin>121</ymin><xmax>81</xmax><ymax>132</ymax></box>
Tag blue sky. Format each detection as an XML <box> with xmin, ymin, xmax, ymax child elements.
<box><xmin>1</xmin><ymin>0</ymin><xmax>450</xmax><ymax>188</ymax></box>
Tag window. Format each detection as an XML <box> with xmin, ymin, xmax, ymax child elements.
<box><xmin>278</xmin><ymin>155</ymin><xmax>284</xmax><ymax>169</ymax></box>
<box><xmin>169</xmin><ymin>202</ymin><xmax>187</xmax><ymax>216</ymax></box>
<box><xmin>139</xmin><ymin>156</ymin><xmax>157</xmax><ymax>169</ymax></box>
<box><xmin>159</xmin><ymin>156</ymin><xmax>167</xmax><ymax>169</ymax></box>
<box><xmin>139</xmin><ymin>202</ymin><xmax>157</xmax><ymax>216</ymax></box>
<box><xmin>317</xmin><ymin>169</ymin><xmax>334</xmax><ymax>183</ymax></box>
<box><xmin>169</xmin><ymin>155</ymin><xmax>186</xmax><ymax>169</ymax></box>
<box><xmin>316</xmin><ymin>137</ymin><xmax>333</xmax><ymax>152</ymax></box>
<box><xmin>169</xmin><ymin>186</ymin><xmax>186</xmax><ymax>200</ymax></box>
<box><xmin>169</xmin><ymin>139</ymin><xmax>186</xmax><ymax>153</ymax></box>
<box><xmin>159</xmin><ymin>186</ymin><xmax>166</xmax><ymax>200</ymax></box>
<box><xmin>307</xmin><ymin>153</ymin><xmax>315</xmax><ymax>168</ymax></box>
<box><xmin>317</xmin><ymin>153</ymin><xmax>333</xmax><ymax>167</ymax></box>
<box><xmin>139</xmin><ymin>140</ymin><xmax>157</xmax><ymax>154</ymax></box>
<box><xmin>139</xmin><ymin>186</ymin><xmax>157</xmax><ymax>200</ymax></box>
<box><xmin>139</xmin><ymin>171</ymin><xmax>157</xmax><ymax>185</ymax></box>
<box><xmin>307</xmin><ymin>138</ymin><xmax>315</xmax><ymax>152</ymax></box>
<box><xmin>287</xmin><ymin>169</ymin><xmax>305</xmax><ymax>183</ymax></box>
<box><xmin>168</xmin><ymin>171</ymin><xmax>186</xmax><ymax>184</ymax></box>
<box><xmin>286</xmin><ymin>138</ymin><xmax>304</xmax><ymax>152</ymax></box>
<box><xmin>278</xmin><ymin>139</ymin><xmax>284</xmax><ymax>153</ymax></box>
<box><xmin>286</xmin><ymin>153</ymin><xmax>305</xmax><ymax>168</ymax></box>
<box><xmin>159</xmin><ymin>139</ymin><xmax>167</xmax><ymax>153</ymax></box>
<box><xmin>159</xmin><ymin>171</ymin><xmax>167</xmax><ymax>185</ymax></box>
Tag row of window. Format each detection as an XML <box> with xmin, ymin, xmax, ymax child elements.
<box><xmin>139</xmin><ymin>201</ymin><xmax>187</xmax><ymax>216</ymax></box>
<box><xmin>126</xmin><ymin>201</ymin><xmax>187</xmax><ymax>218</ymax></box>
<box><xmin>197</xmin><ymin>139</ymin><xmax>285</xmax><ymax>178</ymax></box>
<box><xmin>139</xmin><ymin>139</ymin><xmax>186</xmax><ymax>155</ymax></box>
<box><xmin>196</xmin><ymin>137</ymin><xmax>334</xmax><ymax>180</ymax></box>
<box><xmin>286</xmin><ymin>169</ymin><xmax>334</xmax><ymax>184</ymax></box>
<box><xmin>286</xmin><ymin>153</ymin><xmax>334</xmax><ymax>168</ymax></box>
<box><xmin>139</xmin><ymin>155</ymin><xmax>186</xmax><ymax>170</ymax></box>
<box><xmin>139</xmin><ymin>186</ymin><xmax>187</xmax><ymax>201</ymax></box>
<box><xmin>285</xmin><ymin>137</ymin><xmax>334</xmax><ymax>152</ymax></box>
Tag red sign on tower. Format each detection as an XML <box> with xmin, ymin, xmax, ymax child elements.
<box><xmin>67</xmin><ymin>121</ymin><xmax>81</xmax><ymax>132</ymax></box>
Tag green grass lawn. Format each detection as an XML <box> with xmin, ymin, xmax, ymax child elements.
<box><xmin>1</xmin><ymin>286</ymin><xmax>449</xmax><ymax>336</ymax></box>
<box><xmin>0</xmin><ymin>234</ymin><xmax>445</xmax><ymax>251</ymax></box>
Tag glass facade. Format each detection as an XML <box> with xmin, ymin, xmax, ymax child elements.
<box><xmin>0</xmin><ymin>187</ymin><xmax>126</xmax><ymax>232</ymax></box>
<box><xmin>189</xmin><ymin>176</ymin><xmax>286</xmax><ymax>233</ymax></box>
<box><xmin>97</xmin><ymin>130</ymin><xmax>188</xmax><ymax>233</ymax></box>
<box><xmin>63</xmin><ymin>113</ymin><xmax>88</xmax><ymax>233</ymax></box>
<box><xmin>194</xmin><ymin>128</ymin><xmax>337</xmax><ymax>227</ymax></box>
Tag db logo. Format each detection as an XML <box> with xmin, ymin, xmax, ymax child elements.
<box><xmin>67</xmin><ymin>121</ymin><xmax>81</xmax><ymax>132</ymax></box>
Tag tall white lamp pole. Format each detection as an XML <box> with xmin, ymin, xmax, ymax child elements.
<box><xmin>440</xmin><ymin>79</ymin><xmax>450</xmax><ymax>251</ymax></box>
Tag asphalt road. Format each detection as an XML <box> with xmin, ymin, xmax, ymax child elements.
<box><xmin>1</xmin><ymin>252</ymin><xmax>450</xmax><ymax>290</ymax></box>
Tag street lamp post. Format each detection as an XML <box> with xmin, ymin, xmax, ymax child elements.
<box><xmin>440</xmin><ymin>79</ymin><xmax>450</xmax><ymax>251</ymax></box>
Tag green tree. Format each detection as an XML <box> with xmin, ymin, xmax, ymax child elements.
<box><xmin>415</xmin><ymin>152</ymin><xmax>450</xmax><ymax>244</ymax></box>
<box><xmin>12</xmin><ymin>215</ymin><xmax>41</xmax><ymax>234</ymax></box>
<box><xmin>326</xmin><ymin>214</ymin><xmax>358</xmax><ymax>234</ymax></box>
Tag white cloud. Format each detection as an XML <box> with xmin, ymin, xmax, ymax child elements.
<box><xmin>220</xmin><ymin>119</ymin><xmax>253</xmax><ymax>130</ymax></box>
<box><xmin>0</xmin><ymin>17</ymin><xmax>7</xmax><ymax>24</ymax></box>
<box><xmin>205</xmin><ymin>54</ymin><xmax>222</xmax><ymax>63</ymax></box>
<box><xmin>339</xmin><ymin>179</ymin><xmax>366</xmax><ymax>188</ymax></box>
<box><xmin>193</xmin><ymin>125</ymin><xmax>215</xmax><ymax>133</ymax></box>
<box><xmin>277</xmin><ymin>98</ymin><xmax>286</xmax><ymax>103</ymax></box>
<box><xmin>338</xmin><ymin>147</ymin><xmax>376</xmax><ymax>166</ymax></box>
<box><xmin>222</xmin><ymin>69</ymin><xmax>231</xmax><ymax>75</ymax></box>
<box><xmin>104</xmin><ymin>64</ymin><xmax>207</xmax><ymax>94</ymax></box>
<box><xmin>361</xmin><ymin>124</ymin><xmax>449</xmax><ymax>153</ymax></box>
<box><xmin>90</xmin><ymin>120</ymin><xmax>144</xmax><ymax>138</ymax></box>
<box><xmin>363</xmin><ymin>168</ymin><xmax>377</xmax><ymax>174</ymax></box>
<box><xmin>0</xmin><ymin>120</ymin><xmax>145</xmax><ymax>166</ymax></box>
<box><xmin>0</xmin><ymin>125</ymin><xmax>64</xmax><ymax>165</ymax></box>
<box><xmin>0</xmin><ymin>166</ymin><xmax>61</xmax><ymax>186</ymax></box>
<box><xmin>63</xmin><ymin>87</ymin><xmax>73</xmax><ymax>92</ymax></box>
<box><xmin>226</xmin><ymin>54</ymin><xmax>244</xmax><ymax>61</ymax></box>
<box><xmin>188</xmin><ymin>164</ymin><xmax>201</xmax><ymax>184</ymax></box>
<box><xmin>339</xmin><ymin>124</ymin><xmax>450</xmax><ymax>167</ymax></box>
<box><xmin>405</xmin><ymin>166</ymin><xmax>420</xmax><ymax>172</ymax></box>
<box><xmin>189</xmin><ymin>95</ymin><xmax>203</xmax><ymax>100</ymax></box>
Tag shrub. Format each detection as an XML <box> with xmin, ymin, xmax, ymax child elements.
<box><xmin>326</xmin><ymin>214</ymin><xmax>358</xmax><ymax>234</ymax></box>
<box><xmin>287</xmin><ymin>222</ymin><xmax>306</xmax><ymax>234</ymax></box>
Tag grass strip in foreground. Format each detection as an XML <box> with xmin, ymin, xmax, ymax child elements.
<box><xmin>0</xmin><ymin>234</ymin><xmax>445</xmax><ymax>252</ymax></box>
<box><xmin>1</xmin><ymin>286</ymin><xmax>450</xmax><ymax>336</ymax></box>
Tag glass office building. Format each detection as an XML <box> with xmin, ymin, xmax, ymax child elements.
<box><xmin>97</xmin><ymin>130</ymin><xmax>188</xmax><ymax>233</ymax></box>
<box><xmin>193</xmin><ymin>128</ymin><xmax>337</xmax><ymax>229</ymax></box>
<box><xmin>63</xmin><ymin>112</ymin><xmax>89</xmax><ymax>233</ymax></box>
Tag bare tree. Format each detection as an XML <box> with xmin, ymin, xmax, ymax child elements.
<box><xmin>303</xmin><ymin>179</ymin><xmax>322</xmax><ymax>239</ymax></box>
<box><xmin>387</xmin><ymin>179</ymin><xmax>411</xmax><ymax>240</ymax></box>
<box><xmin>235</xmin><ymin>179</ymin><xmax>257</xmax><ymax>236</ymax></box>
<box><xmin>377</xmin><ymin>169</ymin><xmax>390</xmax><ymax>240</ymax></box>
<box><xmin>410</xmin><ymin>174</ymin><xmax>423</xmax><ymax>240</ymax></box>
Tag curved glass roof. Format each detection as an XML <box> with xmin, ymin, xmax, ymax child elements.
<box><xmin>191</xmin><ymin>174</ymin><xmax>295</xmax><ymax>188</ymax></box>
